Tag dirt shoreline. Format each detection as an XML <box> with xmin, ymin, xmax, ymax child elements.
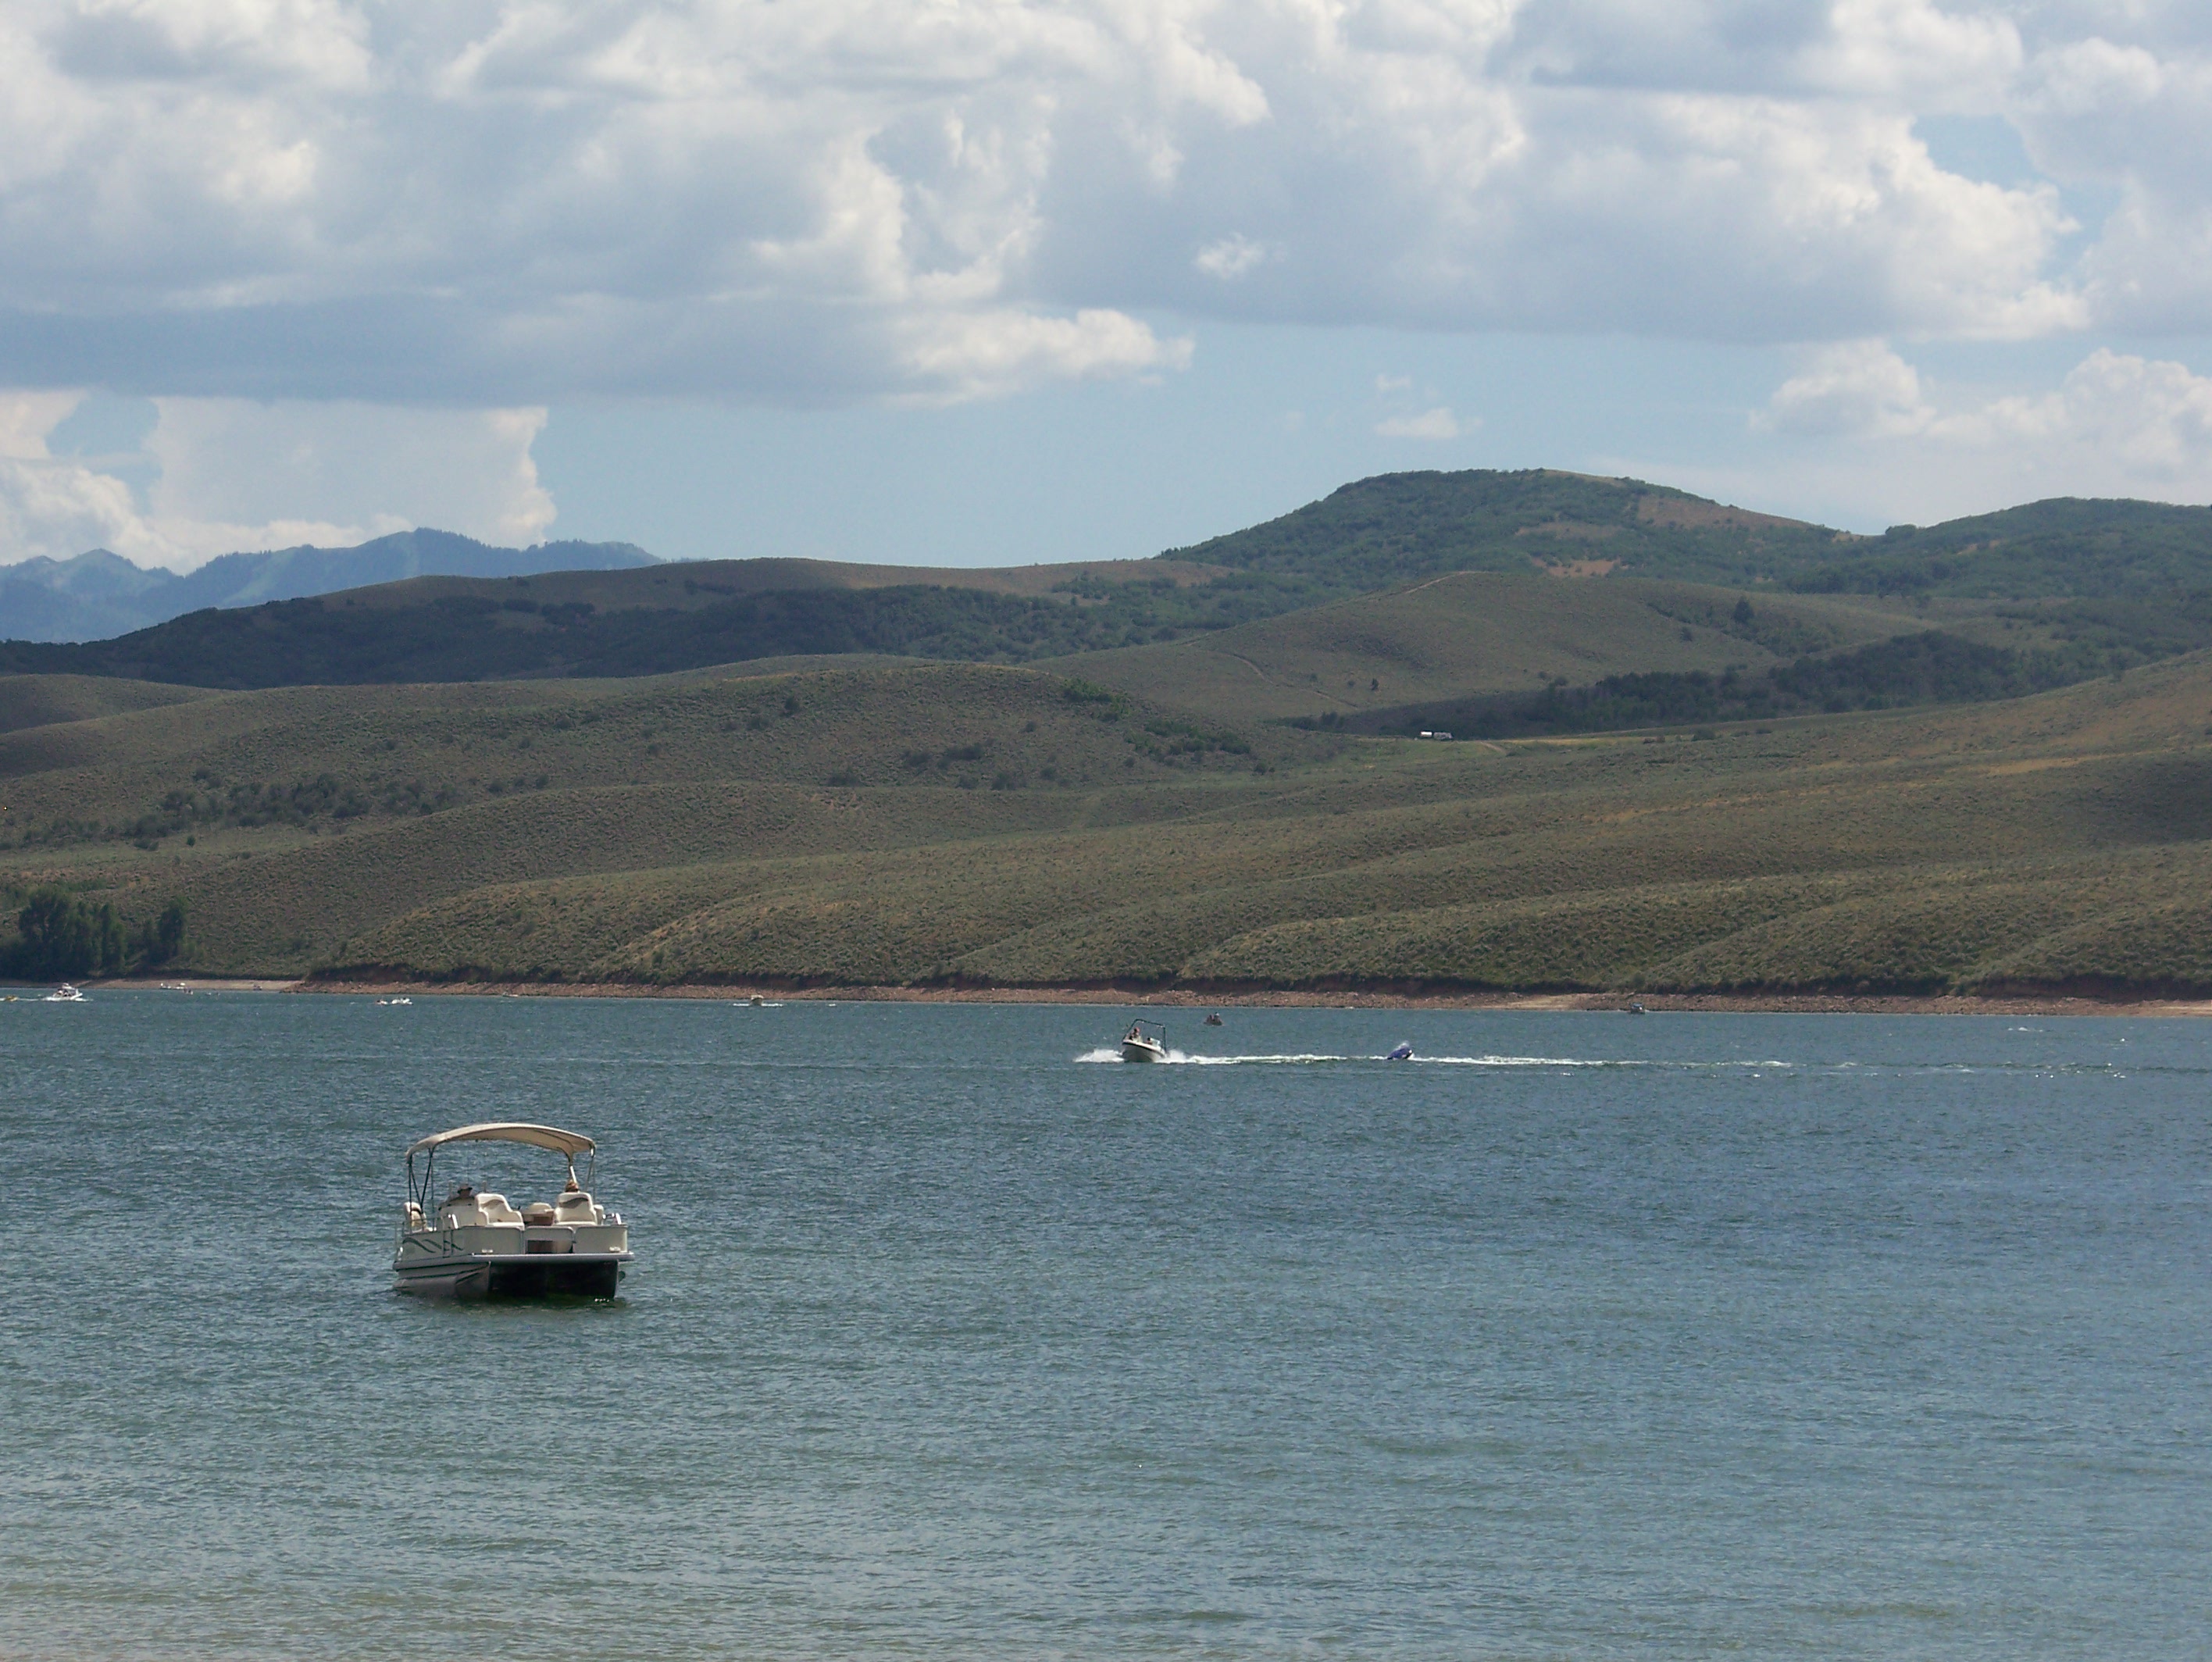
<box><xmin>51</xmin><ymin>975</ymin><xmax>2212</xmax><ymax>1016</ymax></box>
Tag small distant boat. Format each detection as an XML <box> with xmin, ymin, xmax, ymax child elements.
<box><xmin>1385</xmin><ymin>1042</ymin><xmax>1413</xmax><ymax>1061</ymax></box>
<box><xmin>43</xmin><ymin>984</ymin><xmax>86</xmax><ymax>1004</ymax></box>
<box><xmin>376</xmin><ymin>997</ymin><xmax>412</xmax><ymax>1007</ymax></box>
<box><xmin>1627</xmin><ymin>1002</ymin><xmax>1647</xmax><ymax>1015</ymax></box>
<box><xmin>393</xmin><ymin>1122</ymin><xmax>633</xmax><ymax>1298</ymax></box>
<box><xmin>1203</xmin><ymin>1013</ymin><xmax>1224</xmax><ymax>1026</ymax></box>
<box><xmin>1121</xmin><ymin>1019</ymin><xmax>1168</xmax><ymax>1063</ymax></box>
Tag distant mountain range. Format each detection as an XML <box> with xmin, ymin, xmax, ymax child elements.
<box><xmin>6</xmin><ymin>472</ymin><xmax>2212</xmax><ymax>705</ymax></box>
<box><xmin>0</xmin><ymin>528</ymin><xmax>658</xmax><ymax>642</ymax></box>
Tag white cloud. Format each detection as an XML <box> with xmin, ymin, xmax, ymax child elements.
<box><xmin>1934</xmin><ymin>348</ymin><xmax>2212</xmax><ymax>490</ymax></box>
<box><xmin>894</xmin><ymin>308</ymin><xmax>1193</xmax><ymax>405</ymax></box>
<box><xmin>1376</xmin><ymin>406</ymin><xmax>1463</xmax><ymax>440</ymax></box>
<box><xmin>8</xmin><ymin>0</ymin><xmax>2204</xmax><ymax>408</ymax></box>
<box><xmin>0</xmin><ymin>392</ymin><xmax>554</xmax><ymax>569</ymax></box>
<box><xmin>1730</xmin><ymin>344</ymin><xmax>2212</xmax><ymax>524</ymax></box>
<box><xmin>1194</xmin><ymin>234</ymin><xmax>1274</xmax><ymax>280</ymax></box>
<box><xmin>1761</xmin><ymin>339</ymin><xmax>1933</xmax><ymax>438</ymax></box>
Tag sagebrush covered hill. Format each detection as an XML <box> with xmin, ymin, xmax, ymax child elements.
<box><xmin>5</xmin><ymin>650</ymin><xmax>2211</xmax><ymax>995</ymax></box>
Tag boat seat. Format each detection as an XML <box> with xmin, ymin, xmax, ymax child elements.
<box><xmin>522</xmin><ymin>1201</ymin><xmax>556</xmax><ymax>1226</ymax></box>
<box><xmin>477</xmin><ymin>1192</ymin><xmax>524</xmax><ymax>1225</ymax></box>
<box><xmin>553</xmin><ymin>1189</ymin><xmax>604</xmax><ymax>1225</ymax></box>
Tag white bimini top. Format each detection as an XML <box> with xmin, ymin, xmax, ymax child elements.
<box><xmin>404</xmin><ymin>1122</ymin><xmax>597</xmax><ymax>1160</ymax></box>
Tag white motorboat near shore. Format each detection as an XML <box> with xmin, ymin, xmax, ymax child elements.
<box><xmin>393</xmin><ymin>1122</ymin><xmax>633</xmax><ymax>1298</ymax></box>
<box><xmin>1120</xmin><ymin>1019</ymin><xmax>1168</xmax><ymax>1063</ymax></box>
<box><xmin>43</xmin><ymin>983</ymin><xmax>85</xmax><ymax>1003</ymax></box>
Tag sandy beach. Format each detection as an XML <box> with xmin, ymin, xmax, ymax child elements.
<box><xmin>55</xmin><ymin>975</ymin><xmax>2212</xmax><ymax>1017</ymax></box>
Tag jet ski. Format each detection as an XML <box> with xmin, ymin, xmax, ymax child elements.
<box><xmin>1385</xmin><ymin>1043</ymin><xmax>1413</xmax><ymax>1061</ymax></box>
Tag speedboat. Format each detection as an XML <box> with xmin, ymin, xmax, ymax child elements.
<box><xmin>393</xmin><ymin>1122</ymin><xmax>633</xmax><ymax>1298</ymax></box>
<box><xmin>1385</xmin><ymin>1042</ymin><xmax>1413</xmax><ymax>1061</ymax></box>
<box><xmin>1203</xmin><ymin>1013</ymin><xmax>1224</xmax><ymax>1026</ymax></box>
<box><xmin>43</xmin><ymin>984</ymin><xmax>86</xmax><ymax>1003</ymax></box>
<box><xmin>1121</xmin><ymin>1019</ymin><xmax>1168</xmax><ymax>1063</ymax></box>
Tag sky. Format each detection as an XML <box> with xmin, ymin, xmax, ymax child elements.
<box><xmin>2</xmin><ymin>0</ymin><xmax>2210</xmax><ymax>572</ymax></box>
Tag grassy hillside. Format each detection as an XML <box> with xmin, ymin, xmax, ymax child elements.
<box><xmin>0</xmin><ymin>674</ymin><xmax>216</xmax><ymax>734</ymax></box>
<box><xmin>0</xmin><ymin>551</ymin><xmax>1248</xmax><ymax>688</ymax></box>
<box><xmin>1790</xmin><ymin>499</ymin><xmax>2212</xmax><ymax>598</ymax></box>
<box><xmin>7</xmin><ymin>650</ymin><xmax>2212</xmax><ymax>996</ymax></box>
<box><xmin>9</xmin><ymin>476</ymin><xmax>2211</xmax><ymax>700</ymax></box>
<box><xmin>1046</xmin><ymin>574</ymin><xmax>1918</xmax><ymax>724</ymax></box>
<box><xmin>0</xmin><ymin>662</ymin><xmax>1297</xmax><ymax>856</ymax></box>
<box><xmin>1172</xmin><ymin>470</ymin><xmax>2212</xmax><ymax>601</ymax></box>
<box><xmin>1165</xmin><ymin>469</ymin><xmax>1848</xmax><ymax>590</ymax></box>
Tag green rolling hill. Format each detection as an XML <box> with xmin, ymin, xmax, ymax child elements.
<box><xmin>4</xmin><ymin>649</ymin><xmax>2212</xmax><ymax>996</ymax></box>
<box><xmin>1164</xmin><ymin>469</ymin><xmax>1847</xmax><ymax>589</ymax></box>
<box><xmin>7</xmin><ymin>468</ymin><xmax>2212</xmax><ymax>997</ymax></box>
<box><xmin>1044</xmin><ymin>573</ymin><xmax>1918</xmax><ymax>726</ymax></box>
<box><xmin>1168</xmin><ymin>470</ymin><xmax>2212</xmax><ymax>598</ymax></box>
<box><xmin>9</xmin><ymin>473</ymin><xmax>2212</xmax><ymax>705</ymax></box>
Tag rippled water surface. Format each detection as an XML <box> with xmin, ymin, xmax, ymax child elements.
<box><xmin>3</xmin><ymin>994</ymin><xmax>2208</xmax><ymax>1659</ymax></box>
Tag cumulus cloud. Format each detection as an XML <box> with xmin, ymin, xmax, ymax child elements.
<box><xmin>1936</xmin><ymin>348</ymin><xmax>2212</xmax><ymax>491</ymax></box>
<box><xmin>0</xmin><ymin>392</ymin><xmax>555</xmax><ymax>569</ymax></box>
<box><xmin>1761</xmin><ymin>339</ymin><xmax>1934</xmax><ymax>437</ymax></box>
<box><xmin>7</xmin><ymin>0</ymin><xmax>2203</xmax><ymax>412</ymax></box>
<box><xmin>1740</xmin><ymin>343</ymin><xmax>2212</xmax><ymax>522</ymax></box>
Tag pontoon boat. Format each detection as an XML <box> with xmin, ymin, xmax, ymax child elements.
<box><xmin>393</xmin><ymin>1122</ymin><xmax>633</xmax><ymax>1297</ymax></box>
<box><xmin>1121</xmin><ymin>1019</ymin><xmax>1168</xmax><ymax>1063</ymax></box>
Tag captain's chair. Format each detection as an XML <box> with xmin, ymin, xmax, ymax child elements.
<box><xmin>476</xmin><ymin>1192</ymin><xmax>525</xmax><ymax>1226</ymax></box>
<box><xmin>553</xmin><ymin>1188</ymin><xmax>603</xmax><ymax>1225</ymax></box>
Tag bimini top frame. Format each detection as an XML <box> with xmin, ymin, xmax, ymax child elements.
<box><xmin>405</xmin><ymin>1122</ymin><xmax>598</xmax><ymax>1211</ymax></box>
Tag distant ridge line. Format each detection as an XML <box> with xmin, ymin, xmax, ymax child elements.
<box><xmin>0</xmin><ymin>526</ymin><xmax>658</xmax><ymax>644</ymax></box>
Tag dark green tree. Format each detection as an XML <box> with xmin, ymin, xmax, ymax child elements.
<box><xmin>93</xmin><ymin>903</ymin><xmax>125</xmax><ymax>975</ymax></box>
<box><xmin>10</xmin><ymin>890</ymin><xmax>131</xmax><ymax>979</ymax></box>
<box><xmin>16</xmin><ymin>890</ymin><xmax>95</xmax><ymax>978</ymax></box>
<box><xmin>153</xmin><ymin>899</ymin><xmax>187</xmax><ymax>964</ymax></box>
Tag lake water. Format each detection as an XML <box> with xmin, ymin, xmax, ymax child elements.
<box><xmin>2</xmin><ymin>994</ymin><xmax>2207</xmax><ymax>1660</ymax></box>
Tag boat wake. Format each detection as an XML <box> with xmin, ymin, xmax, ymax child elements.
<box><xmin>1076</xmin><ymin>1047</ymin><xmax>1354</xmax><ymax>1065</ymax></box>
<box><xmin>1076</xmin><ymin>1049</ymin><xmax>1798</xmax><ymax>1068</ymax></box>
